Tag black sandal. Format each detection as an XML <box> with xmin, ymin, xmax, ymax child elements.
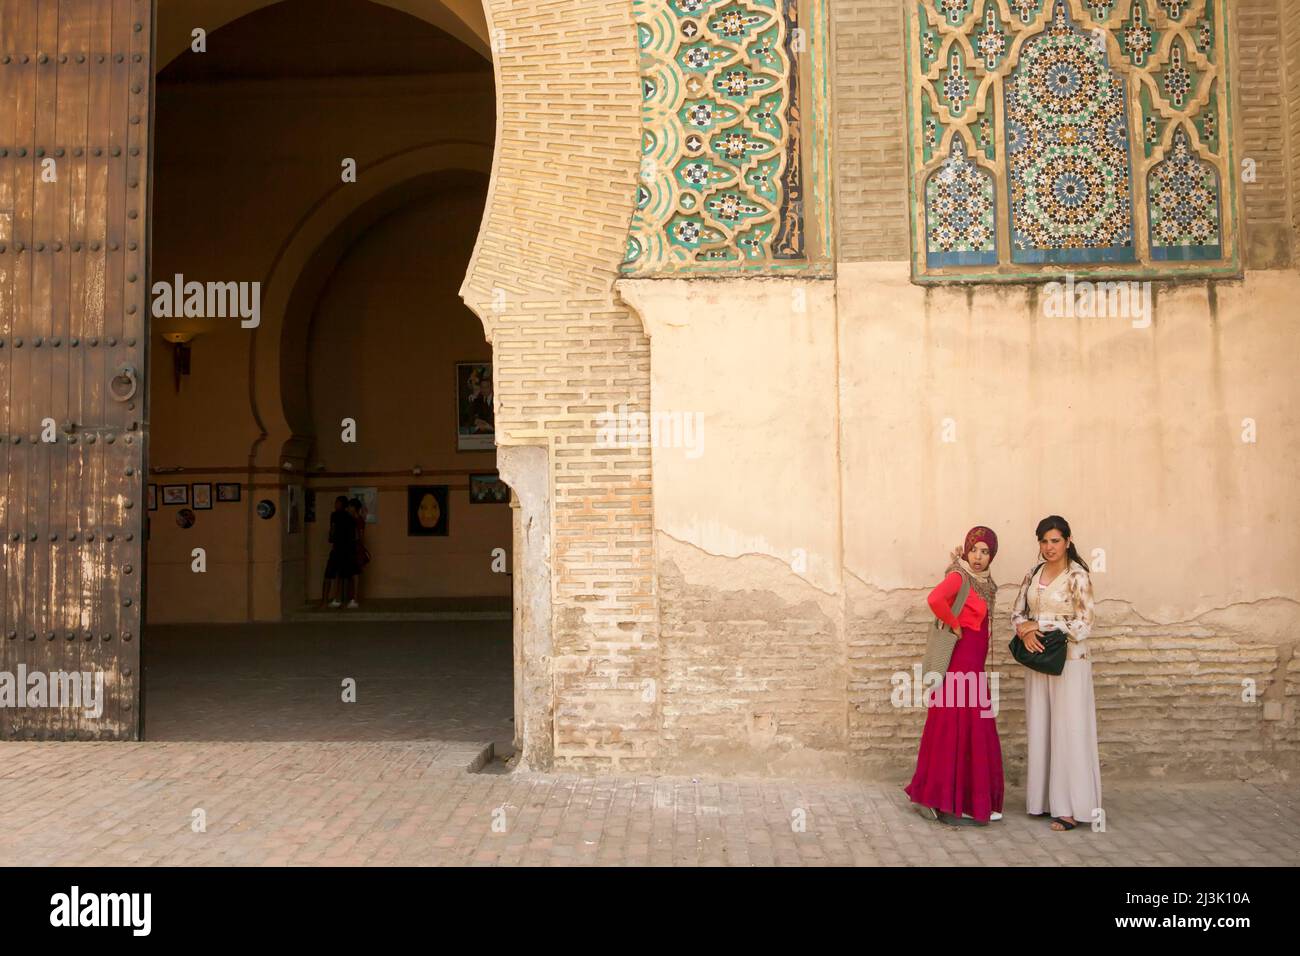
<box><xmin>1050</xmin><ymin>816</ymin><xmax>1078</xmax><ymax>831</ymax></box>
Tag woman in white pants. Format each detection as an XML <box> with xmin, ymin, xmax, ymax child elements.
<box><xmin>1010</xmin><ymin>515</ymin><xmax>1101</xmax><ymax>832</ymax></box>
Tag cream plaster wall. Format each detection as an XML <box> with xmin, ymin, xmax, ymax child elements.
<box><xmin>840</xmin><ymin>264</ymin><xmax>1300</xmax><ymax>617</ymax></box>
<box><xmin>620</xmin><ymin>278</ymin><xmax>842</xmax><ymax>598</ymax></box>
<box><xmin>620</xmin><ymin>266</ymin><xmax>1300</xmax><ymax>779</ymax></box>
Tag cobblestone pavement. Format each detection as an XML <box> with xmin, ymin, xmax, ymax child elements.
<box><xmin>1</xmin><ymin>741</ymin><xmax>1296</xmax><ymax>866</ymax></box>
<box><xmin>144</xmin><ymin>621</ymin><xmax>514</xmax><ymax>743</ymax></box>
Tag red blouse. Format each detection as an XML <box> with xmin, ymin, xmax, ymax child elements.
<box><xmin>928</xmin><ymin>571</ymin><xmax>988</xmax><ymax>632</ymax></box>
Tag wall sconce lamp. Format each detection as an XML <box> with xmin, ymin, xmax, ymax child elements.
<box><xmin>161</xmin><ymin>332</ymin><xmax>199</xmax><ymax>393</ymax></box>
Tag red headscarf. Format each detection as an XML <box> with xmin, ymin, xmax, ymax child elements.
<box><xmin>964</xmin><ymin>526</ymin><xmax>999</xmax><ymax>562</ymax></box>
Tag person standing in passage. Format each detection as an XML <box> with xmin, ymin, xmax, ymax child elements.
<box><xmin>1011</xmin><ymin>515</ymin><xmax>1102</xmax><ymax>832</ymax></box>
<box><xmin>349</xmin><ymin>496</ymin><xmax>369</xmax><ymax>608</ymax></box>
<box><xmin>905</xmin><ymin>526</ymin><xmax>1005</xmax><ymax>825</ymax></box>
<box><xmin>320</xmin><ymin>496</ymin><xmax>346</xmax><ymax>608</ymax></box>
<box><xmin>323</xmin><ymin>495</ymin><xmax>358</xmax><ymax>609</ymax></box>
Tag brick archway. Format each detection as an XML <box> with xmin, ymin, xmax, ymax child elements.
<box><xmin>457</xmin><ymin>3</ymin><xmax>658</xmax><ymax>771</ymax></box>
<box><xmin>154</xmin><ymin>0</ymin><xmax>655</xmax><ymax>769</ymax></box>
<box><xmin>155</xmin><ymin>1</ymin><xmax>655</xmax><ymax>770</ymax></box>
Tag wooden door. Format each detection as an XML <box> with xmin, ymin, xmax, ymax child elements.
<box><xmin>0</xmin><ymin>0</ymin><xmax>152</xmax><ymax>739</ymax></box>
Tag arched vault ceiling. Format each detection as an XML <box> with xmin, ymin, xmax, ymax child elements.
<box><xmin>155</xmin><ymin>0</ymin><xmax>491</xmax><ymax>68</ymax></box>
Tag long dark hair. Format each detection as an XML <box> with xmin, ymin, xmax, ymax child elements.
<box><xmin>1035</xmin><ymin>515</ymin><xmax>1089</xmax><ymax>572</ymax></box>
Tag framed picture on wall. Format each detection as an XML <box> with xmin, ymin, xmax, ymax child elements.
<box><xmin>192</xmin><ymin>483</ymin><xmax>213</xmax><ymax>510</ymax></box>
<box><xmin>456</xmin><ymin>361</ymin><xmax>495</xmax><ymax>451</ymax></box>
<box><xmin>469</xmin><ymin>473</ymin><xmax>510</xmax><ymax>504</ymax></box>
<box><xmin>349</xmin><ymin>486</ymin><xmax>379</xmax><ymax>524</ymax></box>
<box><xmin>407</xmin><ymin>485</ymin><xmax>449</xmax><ymax>536</ymax></box>
<box><xmin>162</xmin><ymin>484</ymin><xmax>188</xmax><ymax>506</ymax></box>
<box><xmin>147</xmin><ymin>484</ymin><xmax>158</xmax><ymax>511</ymax></box>
<box><xmin>216</xmin><ymin>482</ymin><xmax>241</xmax><ymax>502</ymax></box>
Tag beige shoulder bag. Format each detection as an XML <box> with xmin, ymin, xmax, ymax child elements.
<box><xmin>921</xmin><ymin>573</ymin><xmax>972</xmax><ymax>680</ymax></box>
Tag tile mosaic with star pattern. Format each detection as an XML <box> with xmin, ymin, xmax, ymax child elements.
<box><xmin>906</xmin><ymin>0</ymin><xmax>1236</xmax><ymax>280</ymax></box>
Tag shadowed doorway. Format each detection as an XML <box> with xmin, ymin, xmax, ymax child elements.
<box><xmin>142</xmin><ymin>0</ymin><xmax>512</xmax><ymax>754</ymax></box>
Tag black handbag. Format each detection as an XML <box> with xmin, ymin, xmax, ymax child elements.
<box><xmin>1009</xmin><ymin>627</ymin><xmax>1068</xmax><ymax>676</ymax></box>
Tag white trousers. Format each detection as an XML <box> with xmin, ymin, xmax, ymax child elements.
<box><xmin>1024</xmin><ymin>658</ymin><xmax>1102</xmax><ymax>821</ymax></box>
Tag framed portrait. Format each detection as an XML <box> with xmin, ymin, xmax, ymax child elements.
<box><xmin>216</xmin><ymin>482</ymin><xmax>241</xmax><ymax>502</ymax></box>
<box><xmin>469</xmin><ymin>473</ymin><xmax>511</xmax><ymax>505</ymax></box>
<box><xmin>456</xmin><ymin>361</ymin><xmax>495</xmax><ymax>451</ymax></box>
<box><xmin>162</xmin><ymin>484</ymin><xmax>188</xmax><ymax>506</ymax></box>
<box><xmin>407</xmin><ymin>485</ymin><xmax>449</xmax><ymax>536</ymax></box>
<box><xmin>176</xmin><ymin>508</ymin><xmax>196</xmax><ymax>529</ymax></box>
<box><xmin>147</xmin><ymin>484</ymin><xmax>158</xmax><ymax>511</ymax></box>
<box><xmin>192</xmin><ymin>483</ymin><xmax>213</xmax><ymax>510</ymax></box>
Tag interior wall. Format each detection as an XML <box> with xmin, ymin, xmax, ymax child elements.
<box><xmin>303</xmin><ymin>190</ymin><xmax>510</xmax><ymax>600</ymax></box>
<box><xmin>146</xmin><ymin>20</ymin><xmax>495</xmax><ymax>623</ymax></box>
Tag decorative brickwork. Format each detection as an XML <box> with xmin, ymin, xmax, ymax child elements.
<box><xmin>1289</xmin><ymin>0</ymin><xmax>1300</xmax><ymax>259</ymax></box>
<box><xmin>831</xmin><ymin>0</ymin><xmax>911</xmax><ymax>260</ymax></box>
<box><xmin>1237</xmin><ymin>0</ymin><xmax>1298</xmax><ymax>269</ymax></box>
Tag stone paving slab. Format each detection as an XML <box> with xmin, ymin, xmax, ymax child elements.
<box><xmin>1</xmin><ymin>742</ymin><xmax>1296</xmax><ymax>866</ymax></box>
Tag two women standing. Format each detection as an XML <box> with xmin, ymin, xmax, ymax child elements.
<box><xmin>906</xmin><ymin>515</ymin><xmax>1101</xmax><ymax>832</ymax></box>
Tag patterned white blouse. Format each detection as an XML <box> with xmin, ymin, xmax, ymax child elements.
<box><xmin>1010</xmin><ymin>560</ymin><xmax>1096</xmax><ymax>645</ymax></box>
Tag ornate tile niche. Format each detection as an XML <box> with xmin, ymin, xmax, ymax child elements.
<box><xmin>621</xmin><ymin>0</ymin><xmax>833</xmax><ymax>275</ymax></box>
<box><xmin>904</xmin><ymin>0</ymin><xmax>1240</xmax><ymax>282</ymax></box>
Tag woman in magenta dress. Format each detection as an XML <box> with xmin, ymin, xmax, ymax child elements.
<box><xmin>905</xmin><ymin>526</ymin><xmax>1005</xmax><ymax>825</ymax></box>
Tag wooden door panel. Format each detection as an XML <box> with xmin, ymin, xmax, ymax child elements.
<box><xmin>1</xmin><ymin>0</ymin><xmax>151</xmax><ymax>740</ymax></box>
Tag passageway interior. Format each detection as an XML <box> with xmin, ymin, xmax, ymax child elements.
<box><xmin>144</xmin><ymin>621</ymin><xmax>511</xmax><ymax>742</ymax></box>
<box><xmin>142</xmin><ymin>0</ymin><xmax>511</xmax><ymax>745</ymax></box>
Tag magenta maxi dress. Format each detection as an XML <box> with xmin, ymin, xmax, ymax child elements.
<box><xmin>904</xmin><ymin>576</ymin><xmax>1005</xmax><ymax>822</ymax></box>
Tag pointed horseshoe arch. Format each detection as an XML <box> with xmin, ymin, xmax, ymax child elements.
<box><xmin>250</xmin><ymin>141</ymin><xmax>495</xmax><ymax>468</ymax></box>
<box><xmin>150</xmin><ymin>0</ymin><xmax>644</xmax><ymax>770</ymax></box>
